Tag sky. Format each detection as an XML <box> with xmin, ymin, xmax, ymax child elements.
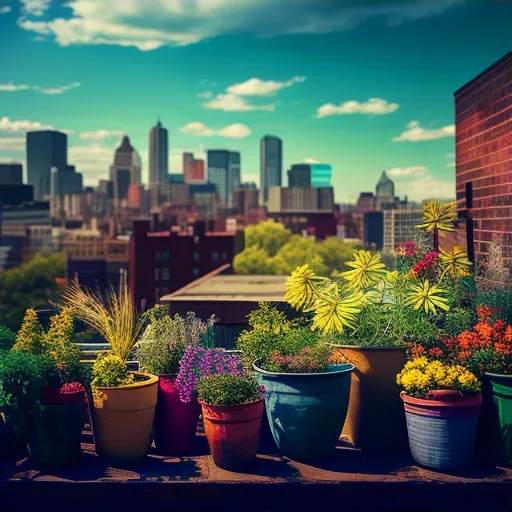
<box><xmin>0</xmin><ymin>0</ymin><xmax>510</xmax><ymax>203</ymax></box>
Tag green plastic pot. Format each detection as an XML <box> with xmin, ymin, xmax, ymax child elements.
<box><xmin>481</xmin><ymin>372</ymin><xmax>512</xmax><ymax>466</ymax></box>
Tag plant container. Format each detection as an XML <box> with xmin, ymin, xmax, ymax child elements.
<box><xmin>153</xmin><ymin>375</ymin><xmax>200</xmax><ymax>456</ymax></box>
<box><xmin>401</xmin><ymin>390</ymin><xmax>482</xmax><ymax>470</ymax></box>
<box><xmin>480</xmin><ymin>372</ymin><xmax>512</xmax><ymax>466</ymax></box>
<box><xmin>333</xmin><ymin>345</ymin><xmax>407</xmax><ymax>451</ymax></box>
<box><xmin>90</xmin><ymin>372</ymin><xmax>158</xmax><ymax>463</ymax></box>
<box><xmin>254</xmin><ymin>363</ymin><xmax>354</xmax><ymax>459</ymax></box>
<box><xmin>201</xmin><ymin>399</ymin><xmax>264</xmax><ymax>470</ymax></box>
<box><xmin>28</xmin><ymin>386</ymin><xmax>86</xmax><ymax>466</ymax></box>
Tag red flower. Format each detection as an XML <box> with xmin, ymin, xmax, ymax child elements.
<box><xmin>428</xmin><ymin>347</ymin><xmax>444</xmax><ymax>358</ymax></box>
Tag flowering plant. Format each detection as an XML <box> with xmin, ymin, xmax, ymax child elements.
<box><xmin>60</xmin><ymin>382</ymin><xmax>85</xmax><ymax>395</ymax></box>
<box><xmin>396</xmin><ymin>357</ymin><xmax>480</xmax><ymax>398</ymax></box>
<box><xmin>175</xmin><ymin>346</ymin><xmax>248</xmax><ymax>402</ymax></box>
<box><xmin>265</xmin><ymin>345</ymin><xmax>332</xmax><ymax>373</ymax></box>
<box><xmin>197</xmin><ymin>374</ymin><xmax>265</xmax><ymax>407</ymax></box>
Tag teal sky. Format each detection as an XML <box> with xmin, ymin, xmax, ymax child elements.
<box><xmin>0</xmin><ymin>0</ymin><xmax>510</xmax><ymax>202</ymax></box>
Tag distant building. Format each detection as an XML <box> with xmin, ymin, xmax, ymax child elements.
<box><xmin>288</xmin><ymin>164</ymin><xmax>311</xmax><ymax>188</ymax></box>
<box><xmin>260</xmin><ymin>135</ymin><xmax>282</xmax><ymax>205</ymax></box>
<box><xmin>129</xmin><ymin>219</ymin><xmax>242</xmax><ymax>308</ymax></box>
<box><xmin>127</xmin><ymin>184</ymin><xmax>146</xmax><ymax>210</ymax></box>
<box><xmin>207</xmin><ymin>150</ymin><xmax>240</xmax><ymax>206</ymax></box>
<box><xmin>383</xmin><ymin>209</ymin><xmax>423</xmax><ymax>252</ymax></box>
<box><xmin>169</xmin><ymin>173</ymin><xmax>185</xmax><ymax>184</ymax></box>
<box><xmin>0</xmin><ymin>163</ymin><xmax>33</xmax><ymax>207</ymax></box>
<box><xmin>267</xmin><ymin>212</ymin><xmax>337</xmax><ymax>240</ymax></box>
<box><xmin>356</xmin><ymin>192</ymin><xmax>376</xmax><ymax>212</ymax></box>
<box><xmin>455</xmin><ymin>50</ymin><xmax>512</xmax><ymax>269</ymax></box>
<box><xmin>234</xmin><ymin>185</ymin><xmax>259</xmax><ymax>216</ymax></box>
<box><xmin>364</xmin><ymin>211</ymin><xmax>384</xmax><ymax>250</ymax></box>
<box><xmin>311</xmin><ymin>164</ymin><xmax>332</xmax><ymax>187</ymax></box>
<box><xmin>149</xmin><ymin>120</ymin><xmax>168</xmax><ymax>188</ymax></box>
<box><xmin>183</xmin><ymin>152</ymin><xmax>205</xmax><ymax>183</ymax></box>
<box><xmin>229</xmin><ymin>152</ymin><xmax>241</xmax><ymax>207</ymax></box>
<box><xmin>0</xmin><ymin>163</ymin><xmax>22</xmax><ymax>184</ymax></box>
<box><xmin>189</xmin><ymin>183</ymin><xmax>217</xmax><ymax>217</ymax></box>
<box><xmin>375</xmin><ymin>170</ymin><xmax>396</xmax><ymax>210</ymax></box>
<box><xmin>110</xmin><ymin>136</ymin><xmax>142</xmax><ymax>203</ymax></box>
<box><xmin>268</xmin><ymin>186</ymin><xmax>334</xmax><ymax>213</ymax></box>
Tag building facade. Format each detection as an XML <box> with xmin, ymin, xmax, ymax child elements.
<box><xmin>454</xmin><ymin>51</ymin><xmax>512</xmax><ymax>270</ymax></box>
<box><xmin>183</xmin><ymin>152</ymin><xmax>205</xmax><ymax>183</ymax></box>
<box><xmin>260</xmin><ymin>136</ymin><xmax>282</xmax><ymax>205</ymax></box>
<box><xmin>267</xmin><ymin>186</ymin><xmax>334</xmax><ymax>213</ymax></box>
<box><xmin>383</xmin><ymin>209</ymin><xmax>423</xmax><ymax>252</ymax></box>
<box><xmin>207</xmin><ymin>150</ymin><xmax>240</xmax><ymax>205</ymax></box>
<box><xmin>149</xmin><ymin>120</ymin><xmax>168</xmax><ymax>187</ymax></box>
<box><xmin>287</xmin><ymin>164</ymin><xmax>311</xmax><ymax>188</ymax></box>
<box><xmin>311</xmin><ymin>164</ymin><xmax>332</xmax><ymax>187</ymax></box>
<box><xmin>110</xmin><ymin>136</ymin><xmax>142</xmax><ymax>203</ymax></box>
<box><xmin>0</xmin><ymin>163</ymin><xmax>22</xmax><ymax>184</ymax></box>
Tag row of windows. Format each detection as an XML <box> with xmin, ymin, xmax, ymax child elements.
<box><xmin>456</xmin><ymin>146</ymin><xmax>512</xmax><ymax>170</ymax></box>
<box><xmin>456</xmin><ymin>94</ymin><xmax>512</xmax><ymax>133</ymax></box>
<box><xmin>457</xmin><ymin>108</ymin><xmax>512</xmax><ymax>141</ymax></box>
<box><xmin>456</xmin><ymin>134</ymin><xmax>512</xmax><ymax>162</ymax></box>
<box><xmin>155</xmin><ymin>251</ymin><xmax>229</xmax><ymax>262</ymax></box>
<box><xmin>456</xmin><ymin>120</ymin><xmax>512</xmax><ymax>153</ymax></box>
<box><xmin>154</xmin><ymin>267</ymin><xmax>201</xmax><ymax>282</ymax></box>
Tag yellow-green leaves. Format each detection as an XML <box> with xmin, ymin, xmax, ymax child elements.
<box><xmin>285</xmin><ymin>264</ymin><xmax>328</xmax><ymax>311</ymax></box>
<box><xmin>341</xmin><ymin>250</ymin><xmax>387</xmax><ymax>291</ymax></box>
<box><xmin>416</xmin><ymin>200</ymin><xmax>457</xmax><ymax>233</ymax></box>
<box><xmin>439</xmin><ymin>245</ymin><xmax>472</xmax><ymax>279</ymax></box>
<box><xmin>405</xmin><ymin>279</ymin><xmax>450</xmax><ymax>315</ymax></box>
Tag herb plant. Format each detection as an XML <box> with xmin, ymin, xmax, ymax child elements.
<box><xmin>197</xmin><ymin>374</ymin><xmax>264</xmax><ymax>406</ymax></box>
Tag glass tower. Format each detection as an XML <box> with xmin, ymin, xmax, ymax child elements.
<box><xmin>260</xmin><ymin>135</ymin><xmax>282</xmax><ymax>205</ymax></box>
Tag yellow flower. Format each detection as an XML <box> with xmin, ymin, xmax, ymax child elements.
<box><xmin>416</xmin><ymin>200</ymin><xmax>457</xmax><ymax>233</ymax></box>
<box><xmin>285</xmin><ymin>264</ymin><xmax>328</xmax><ymax>311</ymax></box>
<box><xmin>405</xmin><ymin>279</ymin><xmax>450</xmax><ymax>315</ymax></box>
<box><xmin>341</xmin><ymin>250</ymin><xmax>387</xmax><ymax>292</ymax></box>
<box><xmin>439</xmin><ymin>245</ymin><xmax>472</xmax><ymax>280</ymax></box>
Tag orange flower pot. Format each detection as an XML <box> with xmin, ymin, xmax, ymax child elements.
<box><xmin>201</xmin><ymin>399</ymin><xmax>264</xmax><ymax>470</ymax></box>
<box><xmin>90</xmin><ymin>372</ymin><xmax>158</xmax><ymax>463</ymax></box>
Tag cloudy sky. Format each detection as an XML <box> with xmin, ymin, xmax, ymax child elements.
<box><xmin>0</xmin><ymin>0</ymin><xmax>510</xmax><ymax>202</ymax></box>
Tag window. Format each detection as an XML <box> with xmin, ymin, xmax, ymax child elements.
<box><xmin>465</xmin><ymin>182</ymin><xmax>473</xmax><ymax>209</ymax></box>
<box><xmin>154</xmin><ymin>268</ymin><xmax>160</xmax><ymax>281</ymax></box>
<box><xmin>212</xmin><ymin>252</ymin><xmax>219</xmax><ymax>261</ymax></box>
<box><xmin>222</xmin><ymin>252</ymin><xmax>227</xmax><ymax>261</ymax></box>
<box><xmin>161</xmin><ymin>268</ymin><xmax>170</xmax><ymax>281</ymax></box>
<box><xmin>160</xmin><ymin>251</ymin><xmax>171</xmax><ymax>260</ymax></box>
<box><xmin>193</xmin><ymin>252</ymin><xmax>199</xmax><ymax>262</ymax></box>
<box><xmin>193</xmin><ymin>268</ymin><xmax>200</xmax><ymax>277</ymax></box>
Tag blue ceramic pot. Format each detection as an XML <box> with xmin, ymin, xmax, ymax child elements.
<box><xmin>254</xmin><ymin>363</ymin><xmax>354</xmax><ymax>459</ymax></box>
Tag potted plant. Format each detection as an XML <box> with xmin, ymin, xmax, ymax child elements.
<box><xmin>136</xmin><ymin>308</ymin><xmax>216</xmax><ymax>455</ymax></box>
<box><xmin>397</xmin><ymin>357</ymin><xmax>481</xmax><ymax>470</ymax></box>
<box><xmin>283</xmin><ymin>200</ymin><xmax>473</xmax><ymax>452</ymax></box>
<box><xmin>3</xmin><ymin>308</ymin><xmax>89</xmax><ymax>466</ymax></box>
<box><xmin>244</xmin><ymin>322</ymin><xmax>354</xmax><ymax>459</ymax></box>
<box><xmin>197</xmin><ymin>373</ymin><xmax>265</xmax><ymax>470</ymax></box>
<box><xmin>59</xmin><ymin>276</ymin><xmax>158</xmax><ymax>463</ymax></box>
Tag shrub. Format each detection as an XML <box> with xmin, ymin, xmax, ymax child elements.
<box><xmin>197</xmin><ymin>374</ymin><xmax>264</xmax><ymax>406</ymax></box>
<box><xmin>12</xmin><ymin>309</ymin><xmax>44</xmax><ymax>354</ymax></box>
<box><xmin>265</xmin><ymin>345</ymin><xmax>332</xmax><ymax>373</ymax></box>
<box><xmin>0</xmin><ymin>326</ymin><xmax>16</xmax><ymax>351</ymax></box>
<box><xmin>443</xmin><ymin>307</ymin><xmax>476</xmax><ymax>337</ymax></box>
<box><xmin>91</xmin><ymin>353</ymin><xmax>134</xmax><ymax>388</ymax></box>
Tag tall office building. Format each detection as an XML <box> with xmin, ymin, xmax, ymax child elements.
<box><xmin>26</xmin><ymin>130</ymin><xmax>67</xmax><ymax>200</ymax></box>
<box><xmin>288</xmin><ymin>164</ymin><xmax>311</xmax><ymax>188</ymax></box>
<box><xmin>183</xmin><ymin>152</ymin><xmax>205</xmax><ymax>182</ymax></box>
<box><xmin>260</xmin><ymin>135</ymin><xmax>282</xmax><ymax>205</ymax></box>
<box><xmin>110</xmin><ymin>136</ymin><xmax>142</xmax><ymax>203</ymax></box>
<box><xmin>455</xmin><ymin>51</ymin><xmax>512</xmax><ymax>269</ymax></box>
<box><xmin>311</xmin><ymin>164</ymin><xmax>332</xmax><ymax>187</ymax></box>
<box><xmin>375</xmin><ymin>170</ymin><xmax>396</xmax><ymax>209</ymax></box>
<box><xmin>149</xmin><ymin>120</ymin><xmax>168</xmax><ymax>187</ymax></box>
<box><xmin>207</xmin><ymin>150</ymin><xmax>240</xmax><ymax>206</ymax></box>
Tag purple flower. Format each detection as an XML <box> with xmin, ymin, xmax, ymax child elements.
<box><xmin>175</xmin><ymin>346</ymin><xmax>248</xmax><ymax>402</ymax></box>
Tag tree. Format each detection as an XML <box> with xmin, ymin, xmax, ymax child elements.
<box><xmin>316</xmin><ymin>237</ymin><xmax>355</xmax><ymax>275</ymax></box>
<box><xmin>233</xmin><ymin>246</ymin><xmax>276</xmax><ymax>275</ymax></box>
<box><xmin>0</xmin><ymin>252</ymin><xmax>66</xmax><ymax>330</ymax></box>
<box><xmin>272</xmin><ymin>236</ymin><xmax>329</xmax><ymax>275</ymax></box>
<box><xmin>244</xmin><ymin>220</ymin><xmax>292</xmax><ymax>257</ymax></box>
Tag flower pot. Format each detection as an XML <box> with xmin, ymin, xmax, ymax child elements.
<box><xmin>91</xmin><ymin>372</ymin><xmax>158</xmax><ymax>463</ymax></box>
<box><xmin>201</xmin><ymin>399</ymin><xmax>264</xmax><ymax>470</ymax></box>
<box><xmin>254</xmin><ymin>363</ymin><xmax>354</xmax><ymax>459</ymax></box>
<box><xmin>481</xmin><ymin>372</ymin><xmax>512</xmax><ymax>466</ymax></box>
<box><xmin>28</xmin><ymin>386</ymin><xmax>86</xmax><ymax>466</ymax></box>
<box><xmin>333</xmin><ymin>345</ymin><xmax>407</xmax><ymax>451</ymax></box>
<box><xmin>401</xmin><ymin>391</ymin><xmax>482</xmax><ymax>470</ymax></box>
<box><xmin>253</xmin><ymin>372</ymin><xmax>279</xmax><ymax>453</ymax></box>
<box><xmin>153</xmin><ymin>375</ymin><xmax>200</xmax><ymax>456</ymax></box>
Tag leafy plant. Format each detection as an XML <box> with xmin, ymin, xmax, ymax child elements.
<box><xmin>443</xmin><ymin>307</ymin><xmax>476</xmax><ymax>337</ymax></box>
<box><xmin>404</xmin><ymin>279</ymin><xmax>450</xmax><ymax>315</ymax></box>
<box><xmin>197</xmin><ymin>374</ymin><xmax>264</xmax><ymax>406</ymax></box>
<box><xmin>396</xmin><ymin>357</ymin><xmax>480</xmax><ymax>398</ymax></box>
<box><xmin>12</xmin><ymin>309</ymin><xmax>44</xmax><ymax>354</ymax></box>
<box><xmin>341</xmin><ymin>249</ymin><xmax>387</xmax><ymax>291</ymax></box>
<box><xmin>0</xmin><ymin>326</ymin><xmax>16</xmax><ymax>351</ymax></box>
<box><xmin>266</xmin><ymin>345</ymin><xmax>332</xmax><ymax>373</ymax></box>
<box><xmin>416</xmin><ymin>200</ymin><xmax>457</xmax><ymax>250</ymax></box>
<box><xmin>91</xmin><ymin>353</ymin><xmax>134</xmax><ymax>388</ymax></box>
<box><xmin>439</xmin><ymin>246</ymin><xmax>472</xmax><ymax>280</ymax></box>
<box><xmin>137</xmin><ymin>311</ymin><xmax>216</xmax><ymax>375</ymax></box>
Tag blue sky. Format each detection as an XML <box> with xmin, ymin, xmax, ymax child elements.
<box><xmin>0</xmin><ymin>0</ymin><xmax>510</xmax><ymax>202</ymax></box>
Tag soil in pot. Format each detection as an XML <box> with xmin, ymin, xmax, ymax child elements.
<box><xmin>91</xmin><ymin>372</ymin><xmax>158</xmax><ymax>463</ymax></box>
<box><xmin>201</xmin><ymin>399</ymin><xmax>264</xmax><ymax>470</ymax></box>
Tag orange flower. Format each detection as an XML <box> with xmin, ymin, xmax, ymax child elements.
<box><xmin>495</xmin><ymin>342</ymin><xmax>512</xmax><ymax>356</ymax></box>
<box><xmin>474</xmin><ymin>322</ymin><xmax>493</xmax><ymax>347</ymax></box>
<box><xmin>411</xmin><ymin>344</ymin><xmax>426</xmax><ymax>359</ymax></box>
<box><xmin>428</xmin><ymin>347</ymin><xmax>444</xmax><ymax>358</ymax></box>
<box><xmin>477</xmin><ymin>305</ymin><xmax>492</xmax><ymax>322</ymax></box>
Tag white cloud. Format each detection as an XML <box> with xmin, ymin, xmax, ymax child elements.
<box><xmin>197</xmin><ymin>91</ymin><xmax>213</xmax><ymax>99</ymax></box>
<box><xmin>445</xmin><ymin>153</ymin><xmax>455</xmax><ymax>158</ymax></box>
<box><xmin>16</xmin><ymin>0</ymin><xmax>464</xmax><ymax>51</ymax></box>
<box><xmin>0</xmin><ymin>6</ymin><xmax>12</xmax><ymax>15</ymax></box>
<box><xmin>79</xmin><ymin>129</ymin><xmax>125</xmax><ymax>140</ymax></box>
<box><xmin>393</xmin><ymin>120</ymin><xmax>455</xmax><ymax>142</ymax></box>
<box><xmin>387</xmin><ymin>166</ymin><xmax>427</xmax><ymax>177</ymax></box>
<box><xmin>0</xmin><ymin>116</ymin><xmax>74</xmax><ymax>134</ymax></box>
<box><xmin>0</xmin><ymin>81</ymin><xmax>81</xmax><ymax>94</ymax></box>
<box><xmin>227</xmin><ymin>76</ymin><xmax>306</xmax><ymax>97</ymax></box>
<box><xmin>316</xmin><ymin>98</ymin><xmax>399</xmax><ymax>118</ymax></box>
<box><xmin>180</xmin><ymin>122</ymin><xmax>251</xmax><ymax>138</ymax></box>
<box><xmin>68</xmin><ymin>143</ymin><xmax>116</xmax><ymax>184</ymax></box>
<box><xmin>203</xmin><ymin>93</ymin><xmax>275</xmax><ymax>112</ymax></box>
<box><xmin>400</xmin><ymin>172</ymin><xmax>455</xmax><ymax>202</ymax></box>
<box><xmin>304</xmin><ymin>157</ymin><xmax>320</xmax><ymax>164</ymax></box>
<box><xmin>0</xmin><ymin>137</ymin><xmax>26</xmax><ymax>151</ymax></box>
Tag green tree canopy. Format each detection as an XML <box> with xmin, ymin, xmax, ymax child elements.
<box><xmin>244</xmin><ymin>219</ymin><xmax>292</xmax><ymax>257</ymax></box>
<box><xmin>233</xmin><ymin>246</ymin><xmax>276</xmax><ymax>275</ymax></box>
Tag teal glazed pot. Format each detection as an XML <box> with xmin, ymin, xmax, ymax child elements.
<box><xmin>254</xmin><ymin>363</ymin><xmax>354</xmax><ymax>459</ymax></box>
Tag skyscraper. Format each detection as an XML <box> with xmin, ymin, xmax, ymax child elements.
<box><xmin>229</xmin><ymin>152</ymin><xmax>241</xmax><ymax>206</ymax></box>
<box><xmin>288</xmin><ymin>164</ymin><xmax>311</xmax><ymax>187</ymax></box>
<box><xmin>207</xmin><ymin>150</ymin><xmax>240</xmax><ymax>206</ymax></box>
<box><xmin>311</xmin><ymin>164</ymin><xmax>332</xmax><ymax>187</ymax></box>
<box><xmin>149</xmin><ymin>120</ymin><xmax>168</xmax><ymax>187</ymax></box>
<box><xmin>375</xmin><ymin>170</ymin><xmax>395</xmax><ymax>209</ymax></box>
<box><xmin>455</xmin><ymin>51</ymin><xmax>512</xmax><ymax>269</ymax></box>
<box><xmin>26</xmin><ymin>130</ymin><xmax>67</xmax><ymax>200</ymax></box>
<box><xmin>110</xmin><ymin>136</ymin><xmax>142</xmax><ymax>203</ymax></box>
<box><xmin>260</xmin><ymin>135</ymin><xmax>282</xmax><ymax>205</ymax></box>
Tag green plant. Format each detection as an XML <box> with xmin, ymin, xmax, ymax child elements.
<box><xmin>196</xmin><ymin>374</ymin><xmax>264</xmax><ymax>406</ymax></box>
<box><xmin>12</xmin><ymin>309</ymin><xmax>44</xmax><ymax>354</ymax></box>
<box><xmin>265</xmin><ymin>345</ymin><xmax>332</xmax><ymax>373</ymax></box>
<box><xmin>443</xmin><ymin>307</ymin><xmax>476</xmax><ymax>337</ymax></box>
<box><xmin>91</xmin><ymin>353</ymin><xmax>134</xmax><ymax>388</ymax></box>
<box><xmin>137</xmin><ymin>311</ymin><xmax>216</xmax><ymax>375</ymax></box>
<box><xmin>0</xmin><ymin>326</ymin><xmax>16</xmax><ymax>351</ymax></box>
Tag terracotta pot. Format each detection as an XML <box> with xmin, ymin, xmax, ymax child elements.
<box><xmin>91</xmin><ymin>372</ymin><xmax>158</xmax><ymax>463</ymax></box>
<box><xmin>153</xmin><ymin>375</ymin><xmax>200</xmax><ymax>456</ymax></box>
<box><xmin>201</xmin><ymin>399</ymin><xmax>264</xmax><ymax>470</ymax></box>
<box><xmin>333</xmin><ymin>345</ymin><xmax>408</xmax><ymax>452</ymax></box>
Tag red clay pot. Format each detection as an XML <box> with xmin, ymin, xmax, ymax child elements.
<box><xmin>153</xmin><ymin>375</ymin><xmax>201</xmax><ymax>456</ymax></box>
<box><xmin>201</xmin><ymin>399</ymin><xmax>264</xmax><ymax>470</ymax></box>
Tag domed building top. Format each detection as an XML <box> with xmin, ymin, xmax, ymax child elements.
<box><xmin>376</xmin><ymin>170</ymin><xmax>395</xmax><ymax>197</ymax></box>
<box><xmin>116</xmin><ymin>135</ymin><xmax>133</xmax><ymax>154</ymax></box>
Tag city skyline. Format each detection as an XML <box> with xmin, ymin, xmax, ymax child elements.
<box><xmin>0</xmin><ymin>0</ymin><xmax>510</xmax><ymax>202</ymax></box>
